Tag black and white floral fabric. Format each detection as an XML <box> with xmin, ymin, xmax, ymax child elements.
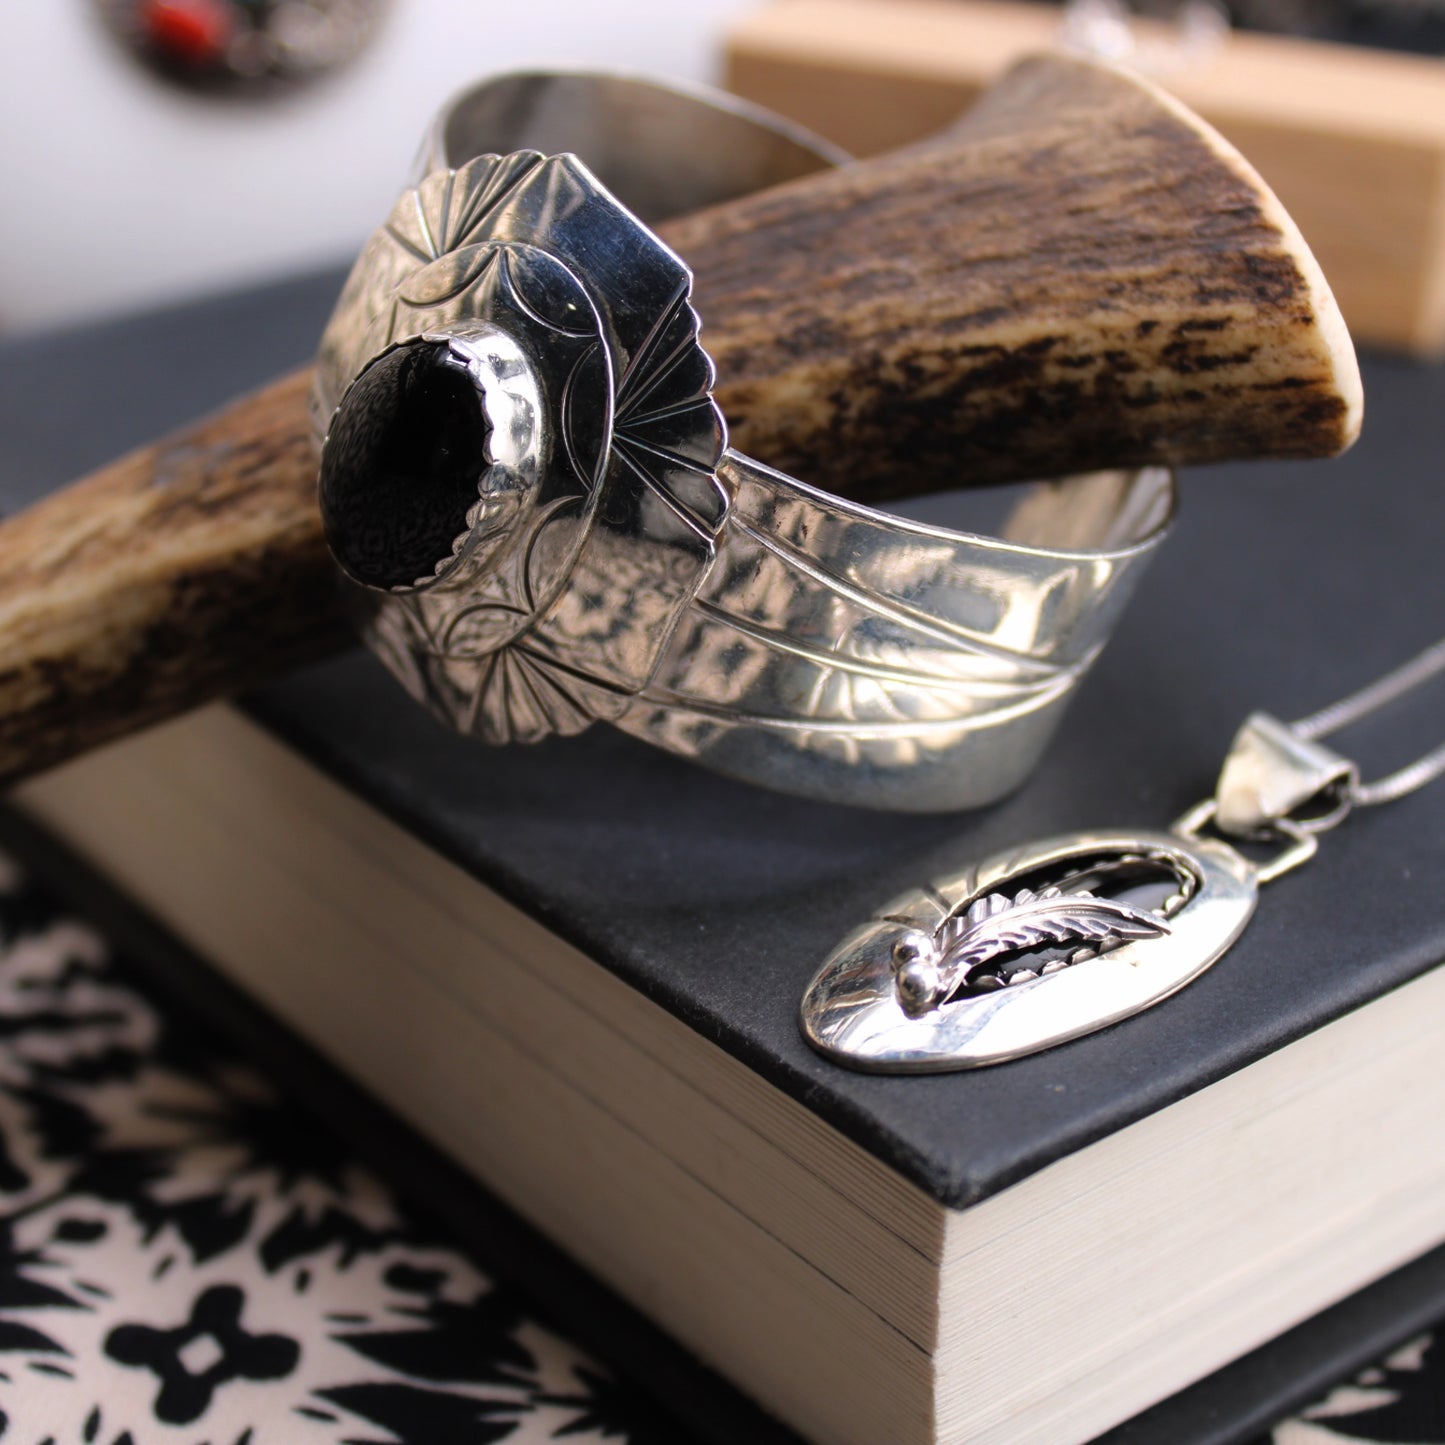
<box><xmin>0</xmin><ymin>851</ymin><xmax>675</xmax><ymax>1444</ymax></box>
<box><xmin>1270</xmin><ymin>1333</ymin><xmax>1445</xmax><ymax>1444</ymax></box>
<box><xmin>0</xmin><ymin>846</ymin><xmax>1442</xmax><ymax>1445</ymax></box>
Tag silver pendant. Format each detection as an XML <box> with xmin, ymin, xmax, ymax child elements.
<box><xmin>801</xmin><ymin>829</ymin><xmax>1258</xmax><ymax>1071</ymax></box>
<box><xmin>801</xmin><ymin>705</ymin><xmax>1368</xmax><ymax>1071</ymax></box>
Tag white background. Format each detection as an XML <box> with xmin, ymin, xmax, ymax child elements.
<box><xmin>0</xmin><ymin>2</ymin><xmax>754</xmax><ymax>334</ymax></box>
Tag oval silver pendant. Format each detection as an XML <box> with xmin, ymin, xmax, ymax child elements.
<box><xmin>800</xmin><ymin>830</ymin><xmax>1258</xmax><ymax>1072</ymax></box>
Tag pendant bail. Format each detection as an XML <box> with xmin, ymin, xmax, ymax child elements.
<box><xmin>1214</xmin><ymin>711</ymin><xmax>1359</xmax><ymax>838</ymax></box>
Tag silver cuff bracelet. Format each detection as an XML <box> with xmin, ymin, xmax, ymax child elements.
<box><xmin>312</xmin><ymin>72</ymin><xmax>1174</xmax><ymax>812</ymax></box>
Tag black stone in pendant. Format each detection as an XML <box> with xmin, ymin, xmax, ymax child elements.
<box><xmin>320</xmin><ymin>341</ymin><xmax>492</xmax><ymax>591</ymax></box>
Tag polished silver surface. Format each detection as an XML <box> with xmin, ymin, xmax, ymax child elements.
<box><xmin>1214</xmin><ymin>711</ymin><xmax>1357</xmax><ymax>836</ymax></box>
<box><xmin>416</xmin><ymin>70</ymin><xmax>850</xmax><ymax>224</ymax></box>
<box><xmin>801</xmin><ymin>830</ymin><xmax>1257</xmax><ymax>1071</ymax></box>
<box><xmin>622</xmin><ymin>460</ymin><xmax>1173</xmax><ymax>810</ymax></box>
<box><xmin>314</xmin><ymin>71</ymin><xmax>1175</xmax><ymax>811</ymax></box>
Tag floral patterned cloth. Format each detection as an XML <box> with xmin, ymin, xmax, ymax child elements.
<box><xmin>1276</xmin><ymin>1334</ymin><xmax>1445</xmax><ymax>1444</ymax></box>
<box><xmin>0</xmin><ymin>850</ymin><xmax>676</xmax><ymax>1444</ymax></box>
<box><xmin>0</xmin><ymin>845</ymin><xmax>1440</xmax><ymax>1445</ymax></box>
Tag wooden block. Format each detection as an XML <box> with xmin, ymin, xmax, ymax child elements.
<box><xmin>726</xmin><ymin>0</ymin><xmax>1445</xmax><ymax>356</ymax></box>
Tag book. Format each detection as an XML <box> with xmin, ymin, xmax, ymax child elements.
<box><xmin>10</xmin><ymin>792</ymin><xmax>1445</xmax><ymax>1445</ymax></box>
<box><xmin>4</xmin><ymin>271</ymin><xmax>1444</xmax><ymax>1445</ymax></box>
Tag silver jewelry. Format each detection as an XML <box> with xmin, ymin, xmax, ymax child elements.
<box><xmin>313</xmin><ymin>71</ymin><xmax>1175</xmax><ymax>812</ymax></box>
<box><xmin>95</xmin><ymin>0</ymin><xmax>386</xmax><ymax>90</ymax></box>
<box><xmin>802</xmin><ymin>638</ymin><xmax>1445</xmax><ymax>1069</ymax></box>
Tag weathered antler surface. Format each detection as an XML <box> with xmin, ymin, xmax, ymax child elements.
<box><xmin>695</xmin><ymin>53</ymin><xmax>1361</xmax><ymax>498</ymax></box>
<box><xmin>0</xmin><ymin>53</ymin><xmax>1360</xmax><ymax>788</ymax></box>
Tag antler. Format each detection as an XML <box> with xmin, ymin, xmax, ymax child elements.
<box><xmin>0</xmin><ymin>54</ymin><xmax>1360</xmax><ymax>787</ymax></box>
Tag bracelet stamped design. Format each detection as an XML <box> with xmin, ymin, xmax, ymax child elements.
<box><xmin>312</xmin><ymin>74</ymin><xmax>1175</xmax><ymax>811</ymax></box>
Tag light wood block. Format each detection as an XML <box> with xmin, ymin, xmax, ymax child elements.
<box><xmin>726</xmin><ymin>0</ymin><xmax>1445</xmax><ymax>355</ymax></box>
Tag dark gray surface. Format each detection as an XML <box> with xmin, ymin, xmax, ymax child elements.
<box><xmin>0</xmin><ymin>269</ymin><xmax>340</xmax><ymax>513</ymax></box>
<box><xmin>3</xmin><ymin>272</ymin><xmax>1443</xmax><ymax>1210</ymax></box>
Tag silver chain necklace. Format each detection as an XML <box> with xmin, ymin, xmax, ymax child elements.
<box><xmin>1291</xmin><ymin>637</ymin><xmax>1445</xmax><ymax>804</ymax></box>
<box><xmin>801</xmin><ymin>640</ymin><xmax>1445</xmax><ymax>1072</ymax></box>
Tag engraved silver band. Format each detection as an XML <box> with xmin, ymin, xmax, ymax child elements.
<box><xmin>313</xmin><ymin>72</ymin><xmax>1175</xmax><ymax>812</ymax></box>
<box><xmin>412</xmin><ymin>69</ymin><xmax>851</xmax><ymax>224</ymax></box>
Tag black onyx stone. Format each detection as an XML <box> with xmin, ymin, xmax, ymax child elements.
<box><xmin>319</xmin><ymin>340</ymin><xmax>491</xmax><ymax>591</ymax></box>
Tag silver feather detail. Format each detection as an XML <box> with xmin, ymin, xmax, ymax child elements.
<box><xmin>932</xmin><ymin>886</ymin><xmax>1170</xmax><ymax>1003</ymax></box>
